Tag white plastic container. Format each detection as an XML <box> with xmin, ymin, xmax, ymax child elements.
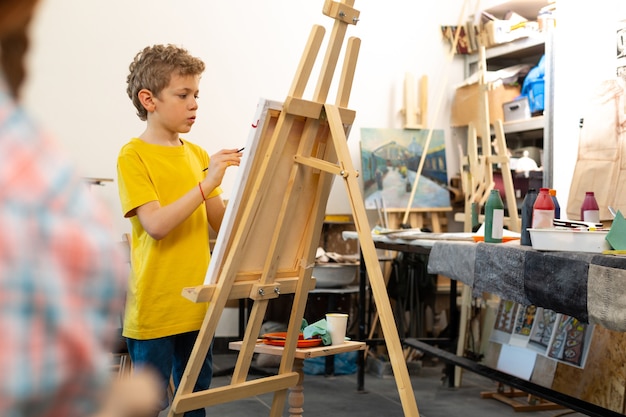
<box><xmin>528</xmin><ymin>228</ymin><xmax>610</xmax><ymax>253</ymax></box>
<box><xmin>312</xmin><ymin>264</ymin><xmax>357</xmax><ymax>288</ymax></box>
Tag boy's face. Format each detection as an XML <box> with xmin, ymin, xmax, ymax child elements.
<box><xmin>150</xmin><ymin>73</ymin><xmax>200</xmax><ymax>134</ymax></box>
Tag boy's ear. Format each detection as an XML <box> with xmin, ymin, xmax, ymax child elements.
<box><xmin>138</xmin><ymin>89</ymin><xmax>156</xmax><ymax>113</ymax></box>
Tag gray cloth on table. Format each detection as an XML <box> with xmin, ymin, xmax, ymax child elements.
<box><xmin>524</xmin><ymin>251</ymin><xmax>592</xmax><ymax>322</ymax></box>
<box><xmin>427</xmin><ymin>239</ymin><xmax>626</xmax><ymax>332</ymax></box>
<box><xmin>473</xmin><ymin>243</ymin><xmax>531</xmax><ymax>305</ymax></box>
<box><xmin>587</xmin><ymin>263</ymin><xmax>626</xmax><ymax>331</ymax></box>
<box><xmin>427</xmin><ymin>241</ymin><xmax>476</xmax><ymax>286</ymax></box>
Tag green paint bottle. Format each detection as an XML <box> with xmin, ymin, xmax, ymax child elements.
<box><xmin>485</xmin><ymin>189</ymin><xmax>504</xmax><ymax>243</ymax></box>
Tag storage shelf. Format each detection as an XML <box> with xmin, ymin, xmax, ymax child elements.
<box><xmin>454</xmin><ymin>0</ymin><xmax>554</xmax><ymax>200</ymax></box>
<box><xmin>467</xmin><ymin>35</ymin><xmax>546</xmax><ymax>66</ymax></box>
<box><xmin>503</xmin><ymin>115</ymin><xmax>544</xmax><ymax>134</ymax></box>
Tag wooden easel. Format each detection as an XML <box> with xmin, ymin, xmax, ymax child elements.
<box><xmin>454</xmin><ymin>46</ymin><xmax>521</xmax><ymax>389</ymax></box>
<box><xmin>383</xmin><ymin>207</ymin><xmax>451</xmax><ymax>232</ymax></box>
<box><xmin>460</xmin><ymin>46</ymin><xmax>520</xmax><ymax>234</ymax></box>
<box><xmin>167</xmin><ymin>2</ymin><xmax>420</xmax><ymax>416</ymax></box>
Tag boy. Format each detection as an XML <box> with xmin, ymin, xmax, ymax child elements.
<box><xmin>117</xmin><ymin>44</ymin><xmax>242</xmax><ymax>417</ymax></box>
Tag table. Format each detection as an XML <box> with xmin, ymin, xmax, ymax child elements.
<box><xmin>345</xmin><ymin>231</ymin><xmax>626</xmax><ymax>416</ymax></box>
<box><xmin>424</xmin><ymin>239</ymin><xmax>626</xmax><ymax>416</ymax></box>
<box><xmin>229</xmin><ymin>340</ymin><xmax>365</xmax><ymax>417</ymax></box>
<box><xmin>342</xmin><ymin>231</ymin><xmax>460</xmax><ymax>388</ymax></box>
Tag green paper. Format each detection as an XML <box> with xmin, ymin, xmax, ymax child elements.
<box><xmin>606</xmin><ymin>210</ymin><xmax>626</xmax><ymax>250</ymax></box>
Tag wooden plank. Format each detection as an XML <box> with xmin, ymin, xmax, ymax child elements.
<box><xmin>181</xmin><ymin>277</ymin><xmax>315</xmax><ymax>303</ymax></box>
<box><xmin>229</xmin><ymin>340</ymin><xmax>365</xmax><ymax>359</ymax></box>
<box><xmin>172</xmin><ymin>373</ymin><xmax>299</xmax><ymax>412</ymax></box>
<box><xmin>283</xmin><ymin>97</ymin><xmax>323</xmax><ymax>119</ymax></box>
<box><xmin>326</xmin><ymin>104</ymin><xmax>420</xmax><ymax>417</ymax></box>
<box><xmin>313</xmin><ymin>0</ymin><xmax>354</xmax><ymax>102</ymax></box>
<box><xmin>336</xmin><ymin>36</ymin><xmax>360</xmax><ymax>107</ymax></box>
<box><xmin>381</xmin><ymin>207</ymin><xmax>453</xmax><ymax>214</ymax></box>
<box><xmin>551</xmin><ymin>326</ymin><xmax>626</xmax><ymax>413</ymax></box>
<box><xmin>323</xmin><ymin>0</ymin><xmax>360</xmax><ymax>24</ymax></box>
<box><xmin>288</xmin><ymin>25</ymin><xmax>325</xmax><ymax>98</ymax></box>
<box><xmin>481</xmin><ymin>390</ymin><xmax>564</xmax><ymax>412</ymax></box>
<box><xmin>492</xmin><ymin>120</ymin><xmax>520</xmax><ymax>232</ymax></box>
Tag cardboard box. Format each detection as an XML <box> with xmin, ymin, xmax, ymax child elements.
<box><xmin>450</xmin><ymin>83</ymin><xmax>521</xmax><ymax>127</ymax></box>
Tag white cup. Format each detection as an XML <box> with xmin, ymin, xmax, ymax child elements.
<box><xmin>326</xmin><ymin>313</ymin><xmax>348</xmax><ymax>345</ymax></box>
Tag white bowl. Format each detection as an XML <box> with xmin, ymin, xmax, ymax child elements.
<box><xmin>528</xmin><ymin>228</ymin><xmax>610</xmax><ymax>253</ymax></box>
<box><xmin>312</xmin><ymin>263</ymin><xmax>358</xmax><ymax>288</ymax></box>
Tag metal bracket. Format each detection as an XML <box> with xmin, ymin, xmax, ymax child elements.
<box><xmin>322</xmin><ymin>0</ymin><xmax>360</xmax><ymax>25</ymax></box>
<box><xmin>249</xmin><ymin>283</ymin><xmax>281</xmax><ymax>300</ymax></box>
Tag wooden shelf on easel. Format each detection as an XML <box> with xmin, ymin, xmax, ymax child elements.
<box><xmin>382</xmin><ymin>207</ymin><xmax>452</xmax><ymax>232</ymax></box>
<box><xmin>481</xmin><ymin>383</ymin><xmax>565</xmax><ymax>413</ymax></box>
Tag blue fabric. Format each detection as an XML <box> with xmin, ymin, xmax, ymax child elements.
<box><xmin>303</xmin><ymin>351</ymin><xmax>358</xmax><ymax>375</ymax></box>
<box><xmin>521</xmin><ymin>55</ymin><xmax>545</xmax><ymax>113</ymax></box>
<box><xmin>127</xmin><ymin>331</ymin><xmax>213</xmax><ymax>417</ymax></box>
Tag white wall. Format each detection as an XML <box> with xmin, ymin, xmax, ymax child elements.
<box><xmin>22</xmin><ymin>0</ymin><xmax>466</xmax><ymax>237</ymax></box>
<box><xmin>22</xmin><ymin>0</ymin><xmax>626</xmax><ymax>233</ymax></box>
<box><xmin>552</xmin><ymin>0</ymin><xmax>625</xmax><ymax>214</ymax></box>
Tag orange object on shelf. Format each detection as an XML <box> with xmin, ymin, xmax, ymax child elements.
<box><xmin>262</xmin><ymin>332</ymin><xmax>322</xmax><ymax>348</ymax></box>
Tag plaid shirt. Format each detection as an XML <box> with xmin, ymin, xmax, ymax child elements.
<box><xmin>0</xmin><ymin>76</ymin><xmax>127</xmax><ymax>416</ymax></box>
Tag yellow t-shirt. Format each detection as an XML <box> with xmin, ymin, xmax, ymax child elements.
<box><xmin>117</xmin><ymin>138</ymin><xmax>222</xmax><ymax>339</ymax></box>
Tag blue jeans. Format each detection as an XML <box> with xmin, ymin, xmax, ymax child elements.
<box><xmin>126</xmin><ymin>331</ymin><xmax>213</xmax><ymax>417</ymax></box>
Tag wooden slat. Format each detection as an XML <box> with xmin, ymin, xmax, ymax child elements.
<box><xmin>171</xmin><ymin>373</ymin><xmax>299</xmax><ymax>412</ymax></box>
<box><xmin>283</xmin><ymin>97</ymin><xmax>323</xmax><ymax>119</ymax></box>
<box><xmin>288</xmin><ymin>25</ymin><xmax>325</xmax><ymax>99</ymax></box>
<box><xmin>322</xmin><ymin>0</ymin><xmax>359</xmax><ymax>25</ymax></box>
<box><xmin>493</xmin><ymin>119</ymin><xmax>520</xmax><ymax>232</ymax></box>
<box><xmin>313</xmin><ymin>0</ymin><xmax>354</xmax><ymax>103</ymax></box>
<box><xmin>181</xmin><ymin>277</ymin><xmax>315</xmax><ymax>303</ymax></box>
<box><xmin>325</xmin><ymin>104</ymin><xmax>420</xmax><ymax>417</ymax></box>
<box><xmin>229</xmin><ymin>339</ymin><xmax>365</xmax><ymax>359</ymax></box>
<box><xmin>293</xmin><ymin>154</ymin><xmax>345</xmax><ymax>176</ymax></box>
<box><xmin>336</xmin><ymin>36</ymin><xmax>360</xmax><ymax>107</ymax></box>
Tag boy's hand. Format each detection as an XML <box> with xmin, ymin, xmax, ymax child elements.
<box><xmin>202</xmin><ymin>148</ymin><xmax>243</xmax><ymax>189</ymax></box>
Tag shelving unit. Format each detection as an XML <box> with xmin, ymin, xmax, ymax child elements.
<box><xmin>464</xmin><ymin>41</ymin><xmax>553</xmax><ymax>177</ymax></box>
<box><xmin>450</xmin><ymin>1</ymin><xmax>555</xmax><ymax>231</ymax></box>
<box><xmin>464</xmin><ymin>34</ymin><xmax>548</xmax><ymax>152</ymax></box>
<box><xmin>457</xmin><ymin>0</ymin><xmax>555</xmax><ymax>188</ymax></box>
<box><xmin>465</xmin><ymin>35</ymin><xmax>546</xmax><ymax>77</ymax></box>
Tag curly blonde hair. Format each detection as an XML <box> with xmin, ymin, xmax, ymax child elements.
<box><xmin>126</xmin><ymin>44</ymin><xmax>205</xmax><ymax>121</ymax></box>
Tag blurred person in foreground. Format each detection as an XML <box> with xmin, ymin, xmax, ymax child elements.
<box><xmin>0</xmin><ymin>0</ymin><xmax>159</xmax><ymax>416</ymax></box>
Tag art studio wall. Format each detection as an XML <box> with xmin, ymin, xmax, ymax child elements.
<box><xmin>21</xmin><ymin>0</ymin><xmax>626</xmax><ymax>239</ymax></box>
<box><xmin>23</xmin><ymin>0</ymin><xmax>466</xmax><ymax>237</ymax></box>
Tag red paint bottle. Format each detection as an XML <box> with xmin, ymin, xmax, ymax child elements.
<box><xmin>532</xmin><ymin>187</ymin><xmax>554</xmax><ymax>229</ymax></box>
<box><xmin>580</xmin><ymin>191</ymin><xmax>600</xmax><ymax>223</ymax></box>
